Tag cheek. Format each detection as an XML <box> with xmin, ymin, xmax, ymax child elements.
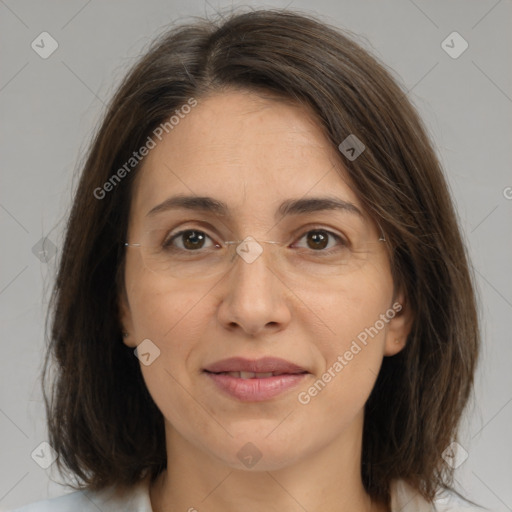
<box><xmin>125</xmin><ymin>268</ymin><xmax>215</xmax><ymax>402</ymax></box>
<box><xmin>299</xmin><ymin>272</ymin><xmax>392</xmax><ymax>401</ymax></box>
<box><xmin>125</xmin><ymin>262</ymin><xmax>212</xmax><ymax>340</ymax></box>
<box><xmin>305</xmin><ymin>269</ymin><xmax>392</xmax><ymax>343</ymax></box>
<box><xmin>127</xmin><ymin>274</ymin><xmax>217</xmax><ymax>430</ymax></box>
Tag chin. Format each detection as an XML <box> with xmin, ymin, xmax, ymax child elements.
<box><xmin>203</xmin><ymin>427</ymin><xmax>309</xmax><ymax>472</ymax></box>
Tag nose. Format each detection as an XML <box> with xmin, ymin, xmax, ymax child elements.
<box><xmin>216</xmin><ymin>239</ymin><xmax>292</xmax><ymax>337</ymax></box>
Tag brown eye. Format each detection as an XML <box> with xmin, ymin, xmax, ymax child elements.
<box><xmin>305</xmin><ymin>230</ymin><xmax>329</xmax><ymax>250</ymax></box>
<box><xmin>165</xmin><ymin>229</ymin><xmax>216</xmax><ymax>251</ymax></box>
<box><xmin>294</xmin><ymin>229</ymin><xmax>348</xmax><ymax>253</ymax></box>
<box><xmin>182</xmin><ymin>230</ymin><xmax>207</xmax><ymax>250</ymax></box>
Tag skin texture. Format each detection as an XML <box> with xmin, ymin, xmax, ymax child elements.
<box><xmin>120</xmin><ymin>90</ymin><xmax>413</xmax><ymax>512</ymax></box>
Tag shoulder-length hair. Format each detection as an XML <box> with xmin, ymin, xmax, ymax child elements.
<box><xmin>43</xmin><ymin>7</ymin><xmax>480</xmax><ymax>506</ymax></box>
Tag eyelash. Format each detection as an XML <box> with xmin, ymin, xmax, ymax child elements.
<box><xmin>163</xmin><ymin>226</ymin><xmax>349</xmax><ymax>254</ymax></box>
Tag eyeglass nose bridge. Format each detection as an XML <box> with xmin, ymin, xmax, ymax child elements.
<box><xmin>224</xmin><ymin>236</ymin><xmax>281</xmax><ymax>265</ymax></box>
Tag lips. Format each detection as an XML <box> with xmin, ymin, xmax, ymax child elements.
<box><xmin>203</xmin><ymin>357</ymin><xmax>309</xmax><ymax>401</ymax></box>
<box><xmin>222</xmin><ymin>371</ymin><xmax>281</xmax><ymax>379</ymax></box>
<box><xmin>203</xmin><ymin>356</ymin><xmax>308</xmax><ymax>375</ymax></box>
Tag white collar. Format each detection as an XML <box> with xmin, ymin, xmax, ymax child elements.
<box><xmin>88</xmin><ymin>475</ymin><xmax>476</xmax><ymax>512</ymax></box>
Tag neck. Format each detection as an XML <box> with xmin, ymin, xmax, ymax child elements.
<box><xmin>149</xmin><ymin>412</ymin><xmax>390</xmax><ymax>512</ymax></box>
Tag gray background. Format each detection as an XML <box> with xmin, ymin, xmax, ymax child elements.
<box><xmin>1</xmin><ymin>0</ymin><xmax>511</xmax><ymax>510</ymax></box>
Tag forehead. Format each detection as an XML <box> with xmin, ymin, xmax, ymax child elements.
<box><xmin>130</xmin><ymin>90</ymin><xmax>364</xmax><ymax>224</ymax></box>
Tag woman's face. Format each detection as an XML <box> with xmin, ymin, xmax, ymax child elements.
<box><xmin>121</xmin><ymin>90</ymin><xmax>411</xmax><ymax>471</ymax></box>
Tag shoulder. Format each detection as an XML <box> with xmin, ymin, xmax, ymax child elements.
<box><xmin>434</xmin><ymin>488</ymin><xmax>492</xmax><ymax>512</ymax></box>
<box><xmin>9</xmin><ymin>490</ymin><xmax>100</xmax><ymax>512</ymax></box>
<box><xmin>8</xmin><ymin>477</ymin><xmax>153</xmax><ymax>512</ymax></box>
<box><xmin>391</xmin><ymin>479</ymin><xmax>491</xmax><ymax>512</ymax></box>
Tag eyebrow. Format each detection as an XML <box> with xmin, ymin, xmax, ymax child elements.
<box><xmin>146</xmin><ymin>194</ymin><xmax>364</xmax><ymax>219</ymax></box>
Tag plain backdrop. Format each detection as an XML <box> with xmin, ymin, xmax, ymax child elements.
<box><xmin>1</xmin><ymin>0</ymin><xmax>511</xmax><ymax>510</ymax></box>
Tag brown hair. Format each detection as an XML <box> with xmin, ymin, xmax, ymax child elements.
<box><xmin>43</xmin><ymin>7</ymin><xmax>481</xmax><ymax>508</ymax></box>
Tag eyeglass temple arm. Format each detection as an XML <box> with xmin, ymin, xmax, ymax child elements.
<box><xmin>124</xmin><ymin>226</ymin><xmax>387</xmax><ymax>246</ymax></box>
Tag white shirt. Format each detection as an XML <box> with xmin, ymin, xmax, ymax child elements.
<box><xmin>9</xmin><ymin>477</ymin><xmax>486</xmax><ymax>511</ymax></box>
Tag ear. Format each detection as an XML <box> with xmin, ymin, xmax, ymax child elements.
<box><xmin>119</xmin><ymin>287</ymin><xmax>137</xmax><ymax>348</ymax></box>
<box><xmin>383</xmin><ymin>288</ymin><xmax>414</xmax><ymax>357</ymax></box>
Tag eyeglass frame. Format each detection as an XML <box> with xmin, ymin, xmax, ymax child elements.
<box><xmin>123</xmin><ymin>226</ymin><xmax>387</xmax><ymax>256</ymax></box>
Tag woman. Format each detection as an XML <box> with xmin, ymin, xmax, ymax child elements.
<box><xmin>12</xmin><ymin>8</ymin><xmax>486</xmax><ymax>512</ymax></box>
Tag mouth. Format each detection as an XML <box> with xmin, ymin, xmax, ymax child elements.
<box><xmin>206</xmin><ymin>370</ymin><xmax>307</xmax><ymax>379</ymax></box>
<box><xmin>203</xmin><ymin>356</ymin><xmax>308</xmax><ymax>375</ymax></box>
<box><xmin>203</xmin><ymin>357</ymin><xmax>310</xmax><ymax>401</ymax></box>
